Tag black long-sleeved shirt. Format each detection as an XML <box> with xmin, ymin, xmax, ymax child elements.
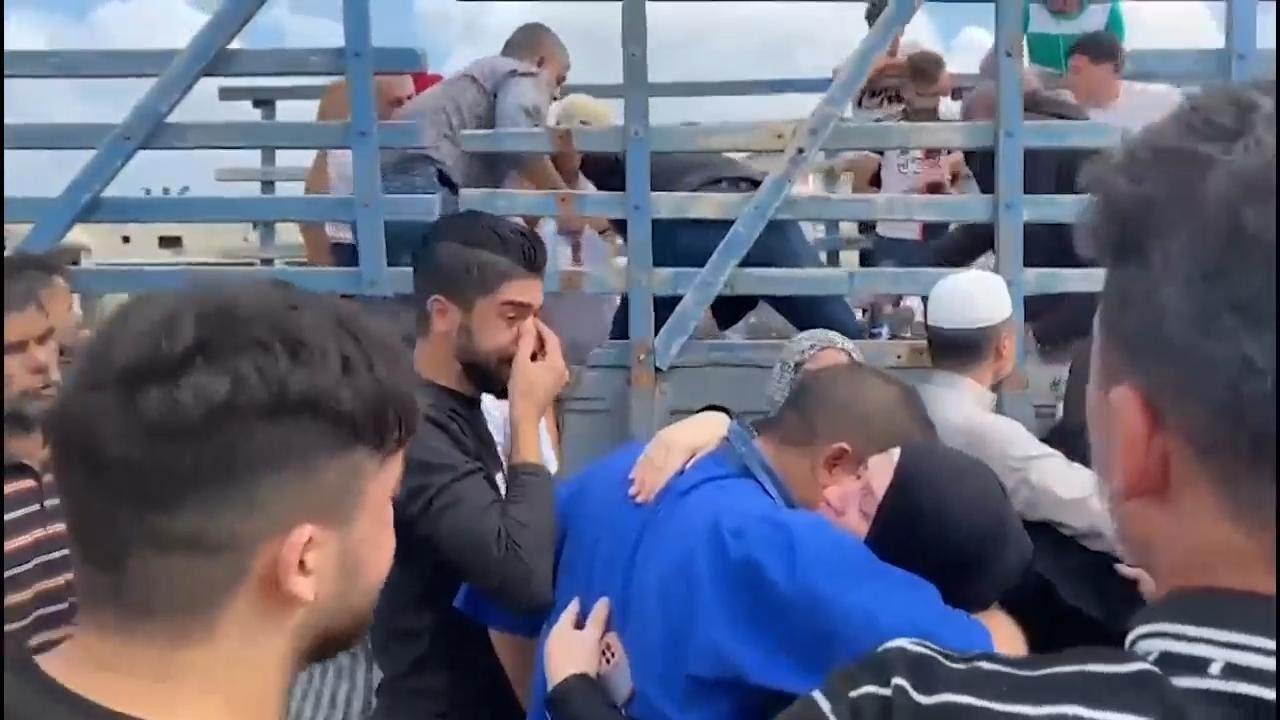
<box><xmin>549</xmin><ymin>590</ymin><xmax>1277</xmax><ymax>720</ymax></box>
<box><xmin>371</xmin><ymin>381</ymin><xmax>555</xmax><ymax>720</ymax></box>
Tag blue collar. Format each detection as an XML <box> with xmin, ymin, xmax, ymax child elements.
<box><xmin>724</xmin><ymin>421</ymin><xmax>796</xmax><ymax>509</ymax></box>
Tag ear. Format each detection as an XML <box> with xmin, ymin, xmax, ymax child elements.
<box><xmin>535</xmin><ymin>55</ymin><xmax>547</xmax><ymax>69</ymax></box>
<box><xmin>1106</xmin><ymin>383</ymin><xmax>1170</xmax><ymax>503</ymax></box>
<box><xmin>817</xmin><ymin>442</ymin><xmax>859</xmax><ymax>488</ymax></box>
<box><xmin>275</xmin><ymin>524</ymin><xmax>323</xmax><ymax>606</ymax></box>
<box><xmin>427</xmin><ymin>294</ymin><xmax>460</xmax><ymax>334</ymax></box>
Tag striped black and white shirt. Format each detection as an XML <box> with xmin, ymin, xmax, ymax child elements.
<box><xmin>780</xmin><ymin>589</ymin><xmax>1275</xmax><ymax>719</ymax></box>
<box><xmin>3</xmin><ymin>459</ymin><xmax>75</xmax><ymax>655</ymax></box>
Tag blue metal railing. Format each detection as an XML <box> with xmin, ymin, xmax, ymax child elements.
<box><xmin>3</xmin><ymin>0</ymin><xmax>1272</xmax><ymax>436</ymax></box>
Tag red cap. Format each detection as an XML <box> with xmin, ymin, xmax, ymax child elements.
<box><xmin>411</xmin><ymin>72</ymin><xmax>444</xmax><ymax>95</ymax></box>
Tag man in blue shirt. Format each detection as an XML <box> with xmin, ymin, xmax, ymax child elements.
<box><xmin>459</xmin><ymin>363</ymin><xmax>1012</xmax><ymax>720</ymax></box>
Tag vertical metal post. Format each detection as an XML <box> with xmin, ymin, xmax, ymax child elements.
<box><xmin>18</xmin><ymin>0</ymin><xmax>268</xmax><ymax>253</ymax></box>
<box><xmin>253</xmin><ymin>98</ymin><xmax>278</xmax><ymax>265</ymax></box>
<box><xmin>342</xmin><ymin>0</ymin><xmax>391</xmax><ymax>295</ymax></box>
<box><xmin>622</xmin><ymin>0</ymin><xmax>659</xmax><ymax>437</ymax></box>
<box><xmin>994</xmin><ymin>0</ymin><xmax>1034</xmax><ymax>428</ymax></box>
<box><xmin>821</xmin><ymin>160</ymin><xmax>841</xmax><ymax>267</ymax></box>
<box><xmin>651</xmin><ymin>0</ymin><xmax>919</xmax><ymax>370</ymax></box>
<box><xmin>1226</xmin><ymin>0</ymin><xmax>1258</xmax><ymax>83</ymax></box>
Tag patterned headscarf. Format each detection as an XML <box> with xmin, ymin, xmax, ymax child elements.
<box><xmin>765</xmin><ymin>329</ymin><xmax>865</xmax><ymax>413</ymax></box>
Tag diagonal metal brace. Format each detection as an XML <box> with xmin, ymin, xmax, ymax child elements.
<box><xmin>651</xmin><ymin>0</ymin><xmax>923</xmax><ymax>370</ymax></box>
<box><xmin>17</xmin><ymin>0</ymin><xmax>269</xmax><ymax>253</ymax></box>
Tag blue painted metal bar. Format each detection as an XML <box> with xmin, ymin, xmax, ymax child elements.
<box><xmin>212</xmin><ymin>46</ymin><xmax>1276</xmax><ymax>105</ymax></box>
<box><xmin>215</xmin><ymin>167</ymin><xmax>310</xmax><ymax>182</ymax></box>
<box><xmin>459</xmin><ymin>189</ymin><xmax>1089</xmax><ymax>224</ymax></box>
<box><xmin>4</xmin><ymin>121</ymin><xmax>424</xmax><ymax>150</ymax></box>
<box><xmin>561</xmin><ymin>48</ymin><xmax>1275</xmax><ymax>97</ymax></box>
<box><xmin>66</xmin><ymin>266</ymin><xmax>414</xmax><ymax>295</ymax></box>
<box><xmin>461</xmin><ymin>119</ymin><xmax>1123</xmax><ymax>154</ymax></box>
<box><xmin>622</xmin><ymin>0</ymin><xmax>660</xmax><ymax>437</ymax></box>
<box><xmin>650</xmin><ymin>0</ymin><xmax>921</xmax><ymax>370</ymax></box>
<box><xmin>15</xmin><ymin>0</ymin><xmax>268</xmax><ymax>253</ymax></box>
<box><xmin>1227</xmin><ymin>0</ymin><xmax>1260</xmax><ymax>82</ymax></box>
<box><xmin>63</xmin><ymin>265</ymin><xmax>1100</xmax><ymax>299</ymax></box>
<box><xmin>4</xmin><ymin>196</ymin><xmax>440</xmax><ymax>224</ymax></box>
<box><xmin>545</xmin><ymin>267</ymin><xmax>1105</xmax><ymax>296</ymax></box>
<box><xmin>342</xmin><ymin>0</ymin><xmax>392</xmax><ymax>295</ymax></box>
<box><xmin>255</xmin><ymin>100</ymin><xmax>278</xmax><ymax>260</ymax></box>
<box><xmin>994</xmin><ymin>0</ymin><xmax>1034</xmax><ymax>427</ymax></box>
<box><xmin>2</xmin><ymin>47</ymin><xmax>428</xmax><ymax>79</ymax></box>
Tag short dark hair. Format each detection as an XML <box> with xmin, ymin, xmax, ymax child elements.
<box><xmin>3</xmin><ymin>250</ymin><xmax>70</xmax><ymax>315</ymax></box>
<box><xmin>1077</xmin><ymin>80</ymin><xmax>1276</xmax><ymax>529</ymax></box>
<box><xmin>756</xmin><ymin>363</ymin><xmax>936</xmax><ymax>460</ymax></box>
<box><xmin>1067</xmin><ymin>30</ymin><xmax>1124</xmax><ymax>71</ymax></box>
<box><xmin>926</xmin><ymin>323</ymin><xmax>1006</xmax><ymax>373</ymax></box>
<box><xmin>501</xmin><ymin>22</ymin><xmax>566</xmax><ymax>63</ymax></box>
<box><xmin>412</xmin><ymin>211</ymin><xmax>548</xmax><ymax>332</ymax></box>
<box><xmin>905</xmin><ymin>50</ymin><xmax>946</xmax><ymax>88</ymax></box>
<box><xmin>45</xmin><ymin>281</ymin><xmax>419</xmax><ymax>627</ymax></box>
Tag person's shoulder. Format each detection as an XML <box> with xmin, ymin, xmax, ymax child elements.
<box><xmin>3</xmin><ymin>649</ymin><xmax>98</xmax><ymax>720</ymax></box>
<box><xmin>806</xmin><ymin>638</ymin><xmax>1167</xmax><ymax>719</ymax></box>
<box><xmin>709</xmin><ymin>502</ymin><xmax>867</xmax><ymax>564</ymax></box>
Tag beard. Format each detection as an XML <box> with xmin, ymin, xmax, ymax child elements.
<box><xmin>456</xmin><ymin>321</ymin><xmax>514</xmax><ymax>398</ymax></box>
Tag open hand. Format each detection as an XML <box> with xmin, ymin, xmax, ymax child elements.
<box><xmin>544</xmin><ymin>597</ymin><xmax>611</xmax><ymax>690</ymax></box>
<box><xmin>628</xmin><ymin>411</ymin><xmax>731</xmax><ymax>503</ymax></box>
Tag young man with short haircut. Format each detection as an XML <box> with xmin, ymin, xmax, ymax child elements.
<box><xmin>3</xmin><ymin>281</ymin><xmax>419</xmax><ymax>720</ymax></box>
<box><xmin>372</xmin><ymin>210</ymin><xmax>568</xmax><ymax>720</ymax></box>
<box><xmin>1066</xmin><ymin>30</ymin><xmax>1183</xmax><ymax>133</ymax></box>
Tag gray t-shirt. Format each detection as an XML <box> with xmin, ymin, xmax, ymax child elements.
<box><xmin>387</xmin><ymin>56</ymin><xmax>554</xmax><ymax>189</ymax></box>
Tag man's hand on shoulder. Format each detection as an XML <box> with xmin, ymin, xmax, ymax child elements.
<box><xmin>975</xmin><ymin>606</ymin><xmax>1029</xmax><ymax>657</ymax></box>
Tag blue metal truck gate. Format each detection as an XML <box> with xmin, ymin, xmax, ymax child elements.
<box><xmin>4</xmin><ymin>0</ymin><xmax>1272</xmax><ymax>444</ymax></box>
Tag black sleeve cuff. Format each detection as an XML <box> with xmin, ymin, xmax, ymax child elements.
<box><xmin>546</xmin><ymin>674</ymin><xmax>627</xmax><ymax>720</ymax></box>
<box><xmin>695</xmin><ymin>404</ymin><xmax>734</xmax><ymax>418</ymax></box>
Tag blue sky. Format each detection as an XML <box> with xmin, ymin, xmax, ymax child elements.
<box><xmin>2</xmin><ymin>0</ymin><xmax>1275</xmax><ymax>197</ymax></box>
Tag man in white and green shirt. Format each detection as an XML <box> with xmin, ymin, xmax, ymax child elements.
<box><xmin>1025</xmin><ymin>0</ymin><xmax>1125</xmax><ymax>75</ymax></box>
<box><xmin>980</xmin><ymin>0</ymin><xmax>1125</xmax><ymax>82</ymax></box>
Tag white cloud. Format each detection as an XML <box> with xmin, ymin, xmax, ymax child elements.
<box><xmin>4</xmin><ymin>0</ymin><xmax>1274</xmax><ymax>199</ymax></box>
<box><xmin>414</xmin><ymin>0</ymin><xmax>954</xmax><ymax>122</ymax></box>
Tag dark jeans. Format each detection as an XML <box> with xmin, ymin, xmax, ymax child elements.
<box><xmin>864</xmin><ymin>233</ymin><xmax>936</xmax><ymax>268</ymax></box>
<box><xmin>331</xmin><ymin>155</ymin><xmax>455</xmax><ymax>268</ymax></box>
<box><xmin>609</xmin><ymin>218</ymin><xmax>867</xmax><ymax>341</ymax></box>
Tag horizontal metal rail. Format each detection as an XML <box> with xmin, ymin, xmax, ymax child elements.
<box><xmin>459</xmin><ymin>189</ymin><xmax>1088</xmax><ymax>224</ymax></box>
<box><xmin>461</xmin><ymin>119</ymin><xmax>1125</xmax><ymax>154</ymax></box>
<box><xmin>214</xmin><ymin>46</ymin><xmax>1275</xmax><ymax>104</ymax></box>
<box><xmin>215</xmin><ymin>167</ymin><xmax>311</xmax><ymax>182</ymax></box>
<box><xmin>2</xmin><ymin>48</ymin><xmax>428</xmax><ymax>79</ymax></box>
<box><xmin>4</xmin><ymin>121</ymin><xmax>424</xmax><ymax>151</ymax></box>
<box><xmin>62</xmin><ymin>264</ymin><xmax>1102</xmax><ymax>297</ymax></box>
<box><xmin>4</xmin><ymin>196</ymin><xmax>441</xmax><ymax>224</ymax></box>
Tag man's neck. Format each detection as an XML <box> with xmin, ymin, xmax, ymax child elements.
<box><xmin>413</xmin><ymin>339</ymin><xmax>477</xmax><ymax>396</ymax></box>
<box><xmin>35</xmin><ymin>625</ymin><xmax>291</xmax><ymax>720</ymax></box>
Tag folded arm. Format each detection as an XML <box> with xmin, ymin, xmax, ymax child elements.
<box><xmin>403</xmin><ymin>417</ymin><xmax>556</xmax><ymax>611</ymax></box>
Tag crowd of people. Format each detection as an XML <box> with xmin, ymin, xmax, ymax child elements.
<box><xmin>3</xmin><ymin>4</ymin><xmax>1276</xmax><ymax>720</ymax></box>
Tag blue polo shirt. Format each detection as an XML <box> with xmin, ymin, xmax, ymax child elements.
<box><xmin>456</xmin><ymin>431</ymin><xmax>991</xmax><ymax>720</ymax></box>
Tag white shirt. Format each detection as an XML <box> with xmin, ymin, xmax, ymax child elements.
<box><xmin>479</xmin><ymin>394</ymin><xmax>559</xmax><ymax>496</ymax></box>
<box><xmin>324</xmin><ymin>150</ymin><xmax>355</xmax><ymax>245</ymax></box>
<box><xmin>1088</xmin><ymin>81</ymin><xmax>1184</xmax><ymax>134</ymax></box>
<box><xmin>517</xmin><ymin>175</ymin><xmax>620</xmax><ymax>366</ymax></box>
<box><xmin>876</xmin><ymin>149</ymin><xmax>949</xmax><ymax>240</ymax></box>
<box><xmin>913</xmin><ymin>370</ymin><xmax>1120</xmax><ymax>557</ymax></box>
